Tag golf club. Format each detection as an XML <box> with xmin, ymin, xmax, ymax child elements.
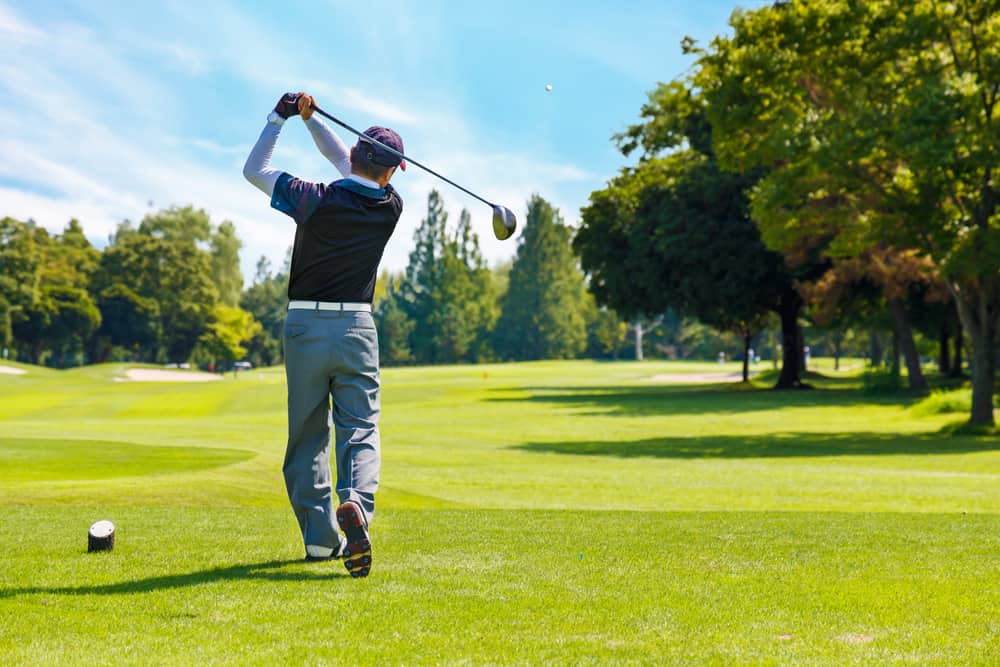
<box><xmin>310</xmin><ymin>104</ymin><xmax>518</xmax><ymax>241</ymax></box>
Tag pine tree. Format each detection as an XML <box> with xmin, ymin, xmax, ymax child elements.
<box><xmin>399</xmin><ymin>191</ymin><xmax>447</xmax><ymax>363</ymax></box>
<box><xmin>495</xmin><ymin>196</ymin><xmax>589</xmax><ymax>360</ymax></box>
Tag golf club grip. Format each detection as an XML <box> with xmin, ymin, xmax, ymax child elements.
<box><xmin>310</xmin><ymin>105</ymin><xmax>496</xmax><ymax>208</ymax></box>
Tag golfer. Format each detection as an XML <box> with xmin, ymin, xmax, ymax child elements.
<box><xmin>243</xmin><ymin>92</ymin><xmax>405</xmax><ymax>578</ymax></box>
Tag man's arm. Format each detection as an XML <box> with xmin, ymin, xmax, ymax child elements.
<box><xmin>243</xmin><ymin>93</ymin><xmax>302</xmax><ymax>196</ymax></box>
<box><xmin>297</xmin><ymin>93</ymin><xmax>352</xmax><ymax>178</ymax></box>
<box><xmin>242</xmin><ymin>121</ymin><xmax>283</xmax><ymax>196</ymax></box>
<box><xmin>244</xmin><ymin>93</ymin><xmax>327</xmax><ymax>224</ymax></box>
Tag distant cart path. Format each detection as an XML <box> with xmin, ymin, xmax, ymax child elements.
<box><xmin>649</xmin><ymin>372</ymin><xmax>753</xmax><ymax>384</ymax></box>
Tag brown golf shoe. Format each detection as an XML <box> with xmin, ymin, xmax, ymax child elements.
<box><xmin>336</xmin><ymin>501</ymin><xmax>372</xmax><ymax>578</ymax></box>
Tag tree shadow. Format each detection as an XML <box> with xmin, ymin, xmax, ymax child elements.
<box><xmin>487</xmin><ymin>383</ymin><xmax>913</xmax><ymax>417</ymax></box>
<box><xmin>513</xmin><ymin>431</ymin><xmax>1000</xmax><ymax>459</ymax></box>
<box><xmin>0</xmin><ymin>558</ymin><xmax>345</xmax><ymax>598</ymax></box>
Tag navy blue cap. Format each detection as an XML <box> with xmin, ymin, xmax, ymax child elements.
<box><xmin>357</xmin><ymin>126</ymin><xmax>406</xmax><ymax>171</ymax></box>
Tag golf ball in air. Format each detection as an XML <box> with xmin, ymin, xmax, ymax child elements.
<box><xmin>545</xmin><ymin>84</ymin><xmax>553</xmax><ymax>92</ymax></box>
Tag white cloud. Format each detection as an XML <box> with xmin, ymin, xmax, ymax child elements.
<box><xmin>141</xmin><ymin>40</ymin><xmax>209</xmax><ymax>76</ymax></box>
<box><xmin>0</xmin><ymin>3</ymin><xmax>41</xmax><ymax>42</ymax></box>
<box><xmin>0</xmin><ymin>0</ymin><xmax>598</xmax><ymax>282</ymax></box>
<box><xmin>300</xmin><ymin>80</ymin><xmax>419</xmax><ymax>127</ymax></box>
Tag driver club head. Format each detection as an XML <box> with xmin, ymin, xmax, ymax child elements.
<box><xmin>492</xmin><ymin>206</ymin><xmax>517</xmax><ymax>240</ymax></box>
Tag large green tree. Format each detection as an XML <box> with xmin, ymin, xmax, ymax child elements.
<box><xmin>0</xmin><ymin>218</ymin><xmax>101</xmax><ymax>365</ymax></box>
<box><xmin>495</xmin><ymin>196</ymin><xmax>590</xmax><ymax>361</ymax></box>
<box><xmin>697</xmin><ymin>0</ymin><xmax>999</xmax><ymax>424</ymax></box>
<box><xmin>576</xmin><ymin>82</ymin><xmax>815</xmax><ymax>386</ymax></box>
<box><xmin>94</xmin><ymin>219</ymin><xmax>219</xmax><ymax>363</ymax></box>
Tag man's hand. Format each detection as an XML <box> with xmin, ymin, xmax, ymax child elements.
<box><xmin>297</xmin><ymin>92</ymin><xmax>316</xmax><ymax>121</ymax></box>
<box><xmin>274</xmin><ymin>92</ymin><xmax>301</xmax><ymax>119</ymax></box>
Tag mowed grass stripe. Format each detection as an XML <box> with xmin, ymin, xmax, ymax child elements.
<box><xmin>0</xmin><ymin>438</ymin><xmax>255</xmax><ymax>482</ymax></box>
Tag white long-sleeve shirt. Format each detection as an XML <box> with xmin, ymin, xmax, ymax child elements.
<box><xmin>243</xmin><ymin>115</ymin><xmax>372</xmax><ymax>197</ymax></box>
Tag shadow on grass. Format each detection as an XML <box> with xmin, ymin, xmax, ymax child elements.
<box><xmin>0</xmin><ymin>558</ymin><xmax>345</xmax><ymax>598</ymax></box>
<box><xmin>514</xmin><ymin>431</ymin><xmax>1000</xmax><ymax>459</ymax></box>
<box><xmin>487</xmin><ymin>382</ymin><xmax>920</xmax><ymax>417</ymax></box>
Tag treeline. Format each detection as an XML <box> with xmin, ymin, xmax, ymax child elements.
<box><xmin>375</xmin><ymin>192</ymin><xmax>623</xmax><ymax>365</ymax></box>
<box><xmin>575</xmin><ymin>0</ymin><xmax>998</xmax><ymax>426</ymax></box>
<box><xmin>0</xmin><ymin>209</ymin><xmax>259</xmax><ymax>369</ymax></box>
<box><xmin>0</xmin><ymin>194</ymin><xmax>633</xmax><ymax>370</ymax></box>
<box><xmin>0</xmin><ymin>185</ymin><xmax>978</xmax><ymax>377</ymax></box>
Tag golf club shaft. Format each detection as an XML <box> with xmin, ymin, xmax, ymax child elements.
<box><xmin>310</xmin><ymin>105</ymin><xmax>496</xmax><ymax>208</ymax></box>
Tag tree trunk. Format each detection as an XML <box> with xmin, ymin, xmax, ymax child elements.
<box><xmin>633</xmin><ymin>322</ymin><xmax>644</xmax><ymax>361</ymax></box>
<box><xmin>887</xmin><ymin>298</ymin><xmax>928</xmax><ymax>391</ymax></box>
<box><xmin>952</xmin><ymin>284</ymin><xmax>998</xmax><ymax>427</ymax></box>
<box><xmin>939</xmin><ymin>320</ymin><xmax>951</xmax><ymax>375</ymax></box>
<box><xmin>967</xmin><ymin>322</ymin><xmax>996</xmax><ymax>426</ymax></box>
<box><xmin>742</xmin><ymin>331</ymin><xmax>751</xmax><ymax>383</ymax></box>
<box><xmin>950</xmin><ymin>317</ymin><xmax>964</xmax><ymax>377</ymax></box>
<box><xmin>870</xmin><ymin>331</ymin><xmax>883</xmax><ymax>367</ymax></box>
<box><xmin>834</xmin><ymin>332</ymin><xmax>842</xmax><ymax>371</ymax></box>
<box><xmin>775</xmin><ymin>289</ymin><xmax>805</xmax><ymax>389</ymax></box>
<box><xmin>890</xmin><ymin>328</ymin><xmax>900</xmax><ymax>379</ymax></box>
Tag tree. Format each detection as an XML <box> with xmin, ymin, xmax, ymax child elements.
<box><xmin>586</xmin><ymin>303</ymin><xmax>629</xmax><ymax>359</ymax></box>
<box><xmin>198</xmin><ymin>304</ymin><xmax>262</xmax><ymax>369</ymax></box>
<box><xmin>429</xmin><ymin>210</ymin><xmax>498</xmax><ymax>362</ymax></box>
<box><xmin>0</xmin><ymin>217</ymin><xmax>43</xmax><ymax>361</ymax></box>
<box><xmin>0</xmin><ymin>218</ymin><xmax>101</xmax><ymax>366</ymax></box>
<box><xmin>240</xmin><ymin>255</ymin><xmax>287</xmax><ymax>367</ymax></box>
<box><xmin>576</xmin><ymin>82</ymin><xmax>818</xmax><ymax>386</ymax></box>
<box><xmin>495</xmin><ymin>196</ymin><xmax>590</xmax><ymax>360</ymax></box>
<box><xmin>398</xmin><ymin>194</ymin><xmax>499</xmax><ymax>364</ymax></box>
<box><xmin>399</xmin><ymin>191</ymin><xmax>448</xmax><ymax>363</ymax></box>
<box><xmin>696</xmin><ymin>0</ymin><xmax>999</xmax><ymax>424</ymax></box>
<box><xmin>375</xmin><ymin>276</ymin><xmax>415</xmax><ymax>365</ymax></box>
<box><xmin>211</xmin><ymin>220</ymin><xmax>243</xmax><ymax>307</ymax></box>
<box><xmin>138</xmin><ymin>205</ymin><xmax>211</xmax><ymax>244</ymax></box>
<box><xmin>94</xmin><ymin>219</ymin><xmax>218</xmax><ymax>363</ymax></box>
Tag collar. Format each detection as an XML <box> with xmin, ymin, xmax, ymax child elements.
<box><xmin>337</xmin><ymin>177</ymin><xmax>388</xmax><ymax>199</ymax></box>
<box><xmin>348</xmin><ymin>173</ymin><xmax>382</xmax><ymax>189</ymax></box>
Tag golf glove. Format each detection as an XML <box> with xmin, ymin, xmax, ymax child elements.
<box><xmin>274</xmin><ymin>93</ymin><xmax>301</xmax><ymax>119</ymax></box>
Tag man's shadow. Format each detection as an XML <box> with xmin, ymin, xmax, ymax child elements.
<box><xmin>1</xmin><ymin>558</ymin><xmax>346</xmax><ymax>598</ymax></box>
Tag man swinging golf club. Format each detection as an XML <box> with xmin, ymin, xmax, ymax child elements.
<box><xmin>243</xmin><ymin>91</ymin><xmax>405</xmax><ymax>578</ymax></box>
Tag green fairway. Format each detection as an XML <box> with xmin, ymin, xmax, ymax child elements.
<box><xmin>1</xmin><ymin>360</ymin><xmax>997</xmax><ymax>665</ymax></box>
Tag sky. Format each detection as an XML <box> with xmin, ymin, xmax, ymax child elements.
<box><xmin>0</xmin><ymin>0</ymin><xmax>766</xmax><ymax>282</ymax></box>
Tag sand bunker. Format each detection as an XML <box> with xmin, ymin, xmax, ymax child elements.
<box><xmin>649</xmin><ymin>372</ymin><xmax>750</xmax><ymax>384</ymax></box>
<box><xmin>0</xmin><ymin>365</ymin><xmax>26</xmax><ymax>375</ymax></box>
<box><xmin>123</xmin><ymin>368</ymin><xmax>222</xmax><ymax>382</ymax></box>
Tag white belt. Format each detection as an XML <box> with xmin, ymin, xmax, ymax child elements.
<box><xmin>288</xmin><ymin>300</ymin><xmax>372</xmax><ymax>312</ymax></box>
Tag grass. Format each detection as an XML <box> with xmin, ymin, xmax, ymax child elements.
<box><xmin>0</xmin><ymin>359</ymin><xmax>997</xmax><ymax>665</ymax></box>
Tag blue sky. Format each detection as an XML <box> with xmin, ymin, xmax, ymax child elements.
<box><xmin>0</xmin><ymin>0</ymin><xmax>764</xmax><ymax>280</ymax></box>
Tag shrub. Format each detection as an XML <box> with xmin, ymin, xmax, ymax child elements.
<box><xmin>861</xmin><ymin>368</ymin><xmax>903</xmax><ymax>394</ymax></box>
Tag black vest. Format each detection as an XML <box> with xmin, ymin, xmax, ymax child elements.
<box><xmin>287</xmin><ymin>180</ymin><xmax>403</xmax><ymax>303</ymax></box>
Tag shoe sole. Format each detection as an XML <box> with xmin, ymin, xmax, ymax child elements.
<box><xmin>304</xmin><ymin>553</ymin><xmax>338</xmax><ymax>562</ymax></box>
<box><xmin>336</xmin><ymin>502</ymin><xmax>371</xmax><ymax>578</ymax></box>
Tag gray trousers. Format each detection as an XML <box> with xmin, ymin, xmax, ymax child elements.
<box><xmin>282</xmin><ymin>308</ymin><xmax>380</xmax><ymax>550</ymax></box>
